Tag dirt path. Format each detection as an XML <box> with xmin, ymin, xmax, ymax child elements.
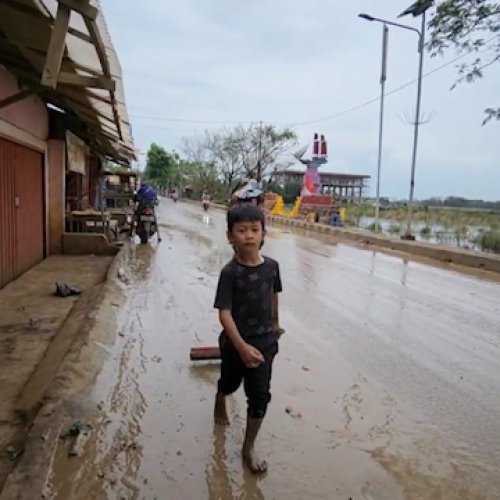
<box><xmin>0</xmin><ymin>255</ymin><xmax>112</xmax><ymax>490</ymax></box>
<box><xmin>47</xmin><ymin>201</ymin><xmax>500</xmax><ymax>499</ymax></box>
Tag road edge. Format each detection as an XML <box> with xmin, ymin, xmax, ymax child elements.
<box><xmin>0</xmin><ymin>243</ymin><xmax>130</xmax><ymax>500</ymax></box>
<box><xmin>268</xmin><ymin>215</ymin><xmax>500</xmax><ymax>274</ymax></box>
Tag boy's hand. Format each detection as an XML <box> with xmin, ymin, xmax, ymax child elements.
<box><xmin>272</xmin><ymin>323</ymin><xmax>285</xmax><ymax>337</ymax></box>
<box><xmin>275</xmin><ymin>327</ymin><xmax>285</xmax><ymax>337</ymax></box>
<box><xmin>238</xmin><ymin>343</ymin><xmax>265</xmax><ymax>368</ymax></box>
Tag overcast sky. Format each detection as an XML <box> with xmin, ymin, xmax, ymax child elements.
<box><xmin>103</xmin><ymin>0</ymin><xmax>499</xmax><ymax>200</ymax></box>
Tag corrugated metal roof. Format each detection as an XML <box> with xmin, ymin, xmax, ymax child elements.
<box><xmin>0</xmin><ymin>0</ymin><xmax>135</xmax><ymax>162</ymax></box>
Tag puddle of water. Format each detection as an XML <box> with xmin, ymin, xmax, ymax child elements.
<box><xmin>47</xmin><ymin>203</ymin><xmax>500</xmax><ymax>500</ymax></box>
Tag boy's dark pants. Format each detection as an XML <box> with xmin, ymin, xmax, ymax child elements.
<box><xmin>218</xmin><ymin>334</ymin><xmax>278</xmax><ymax>419</ymax></box>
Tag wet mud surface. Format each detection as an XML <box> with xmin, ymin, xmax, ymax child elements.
<box><xmin>48</xmin><ymin>202</ymin><xmax>500</xmax><ymax>499</ymax></box>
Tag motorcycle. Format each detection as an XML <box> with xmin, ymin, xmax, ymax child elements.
<box><xmin>203</xmin><ymin>201</ymin><xmax>210</xmax><ymax>211</ymax></box>
<box><xmin>136</xmin><ymin>202</ymin><xmax>158</xmax><ymax>244</ymax></box>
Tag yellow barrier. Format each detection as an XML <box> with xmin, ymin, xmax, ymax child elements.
<box><xmin>271</xmin><ymin>196</ymin><xmax>302</xmax><ymax>217</ymax></box>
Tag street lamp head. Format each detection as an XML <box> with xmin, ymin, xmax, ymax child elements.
<box><xmin>358</xmin><ymin>13</ymin><xmax>375</xmax><ymax>21</ymax></box>
<box><xmin>398</xmin><ymin>0</ymin><xmax>434</xmax><ymax>18</ymax></box>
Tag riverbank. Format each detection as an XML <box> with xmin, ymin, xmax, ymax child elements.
<box><xmin>268</xmin><ymin>215</ymin><xmax>500</xmax><ymax>274</ymax></box>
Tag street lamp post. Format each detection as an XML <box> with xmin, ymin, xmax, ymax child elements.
<box><xmin>405</xmin><ymin>11</ymin><xmax>426</xmax><ymax>239</ymax></box>
<box><xmin>359</xmin><ymin>10</ymin><xmax>426</xmax><ymax>239</ymax></box>
<box><xmin>375</xmin><ymin>24</ymin><xmax>389</xmax><ymax>232</ymax></box>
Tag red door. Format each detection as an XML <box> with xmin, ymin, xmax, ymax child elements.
<box><xmin>14</xmin><ymin>145</ymin><xmax>44</xmax><ymax>277</ymax></box>
<box><xmin>0</xmin><ymin>137</ymin><xmax>44</xmax><ymax>288</ymax></box>
<box><xmin>0</xmin><ymin>138</ymin><xmax>17</xmax><ymax>288</ymax></box>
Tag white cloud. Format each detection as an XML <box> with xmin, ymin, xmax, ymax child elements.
<box><xmin>103</xmin><ymin>0</ymin><xmax>500</xmax><ymax>200</ymax></box>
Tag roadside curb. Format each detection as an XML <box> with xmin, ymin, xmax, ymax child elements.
<box><xmin>0</xmin><ymin>402</ymin><xmax>65</xmax><ymax>500</ymax></box>
<box><xmin>0</xmin><ymin>244</ymin><xmax>130</xmax><ymax>499</ymax></box>
<box><xmin>268</xmin><ymin>215</ymin><xmax>500</xmax><ymax>274</ymax></box>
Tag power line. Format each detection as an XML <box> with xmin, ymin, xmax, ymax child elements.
<box><xmin>291</xmin><ymin>41</ymin><xmax>497</xmax><ymax>127</ymax></box>
<box><xmin>130</xmin><ymin>115</ymin><xmax>255</xmax><ymax>125</ymax></box>
<box><xmin>129</xmin><ymin>38</ymin><xmax>498</xmax><ymax>129</ymax></box>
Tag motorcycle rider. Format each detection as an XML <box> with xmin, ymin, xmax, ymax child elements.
<box><xmin>202</xmin><ymin>191</ymin><xmax>211</xmax><ymax>210</ymax></box>
<box><xmin>228</xmin><ymin>179</ymin><xmax>267</xmax><ymax>248</ymax></box>
<box><xmin>229</xmin><ymin>179</ymin><xmax>263</xmax><ymax>208</ymax></box>
<box><xmin>132</xmin><ymin>181</ymin><xmax>161</xmax><ymax>242</ymax></box>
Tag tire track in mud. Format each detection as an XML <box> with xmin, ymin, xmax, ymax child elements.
<box><xmin>47</xmin><ymin>202</ymin><xmax>500</xmax><ymax>500</ymax></box>
<box><xmin>91</xmin><ymin>246</ymin><xmax>157</xmax><ymax>498</ymax></box>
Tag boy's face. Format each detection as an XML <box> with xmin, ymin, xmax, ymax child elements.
<box><xmin>228</xmin><ymin>221</ymin><xmax>264</xmax><ymax>253</ymax></box>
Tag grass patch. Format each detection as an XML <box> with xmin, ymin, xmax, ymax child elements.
<box><xmin>476</xmin><ymin>230</ymin><xmax>500</xmax><ymax>253</ymax></box>
<box><xmin>388</xmin><ymin>224</ymin><xmax>401</xmax><ymax>235</ymax></box>
<box><xmin>420</xmin><ymin>225</ymin><xmax>432</xmax><ymax>237</ymax></box>
<box><xmin>345</xmin><ymin>205</ymin><xmax>500</xmax><ymax>231</ymax></box>
<box><xmin>367</xmin><ymin>222</ymin><xmax>382</xmax><ymax>233</ymax></box>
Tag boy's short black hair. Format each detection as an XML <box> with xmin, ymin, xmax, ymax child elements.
<box><xmin>227</xmin><ymin>203</ymin><xmax>265</xmax><ymax>232</ymax></box>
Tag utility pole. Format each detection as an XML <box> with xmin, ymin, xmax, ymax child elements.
<box><xmin>359</xmin><ymin>2</ymin><xmax>431</xmax><ymax>240</ymax></box>
<box><xmin>375</xmin><ymin>24</ymin><xmax>389</xmax><ymax>232</ymax></box>
<box><xmin>256</xmin><ymin>120</ymin><xmax>263</xmax><ymax>182</ymax></box>
<box><xmin>403</xmin><ymin>10</ymin><xmax>426</xmax><ymax>239</ymax></box>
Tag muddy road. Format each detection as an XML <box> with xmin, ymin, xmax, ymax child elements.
<box><xmin>48</xmin><ymin>200</ymin><xmax>500</xmax><ymax>500</ymax></box>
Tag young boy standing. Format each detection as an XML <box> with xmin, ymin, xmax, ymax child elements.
<box><xmin>214</xmin><ymin>204</ymin><xmax>282</xmax><ymax>473</ymax></box>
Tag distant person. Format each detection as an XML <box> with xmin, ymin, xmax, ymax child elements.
<box><xmin>202</xmin><ymin>191</ymin><xmax>211</xmax><ymax>211</ymax></box>
<box><xmin>229</xmin><ymin>179</ymin><xmax>262</xmax><ymax>208</ymax></box>
<box><xmin>330</xmin><ymin>208</ymin><xmax>343</xmax><ymax>227</ymax></box>
<box><xmin>213</xmin><ymin>204</ymin><xmax>283</xmax><ymax>473</ymax></box>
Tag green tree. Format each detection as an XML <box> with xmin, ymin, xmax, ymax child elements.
<box><xmin>179</xmin><ymin>135</ymin><xmax>220</xmax><ymax>197</ymax></box>
<box><xmin>211</xmin><ymin>130</ymin><xmax>245</xmax><ymax>198</ymax></box>
<box><xmin>144</xmin><ymin>143</ymin><xmax>178</xmax><ymax>188</ymax></box>
<box><xmin>266</xmin><ymin>179</ymin><xmax>302</xmax><ymax>204</ymax></box>
<box><xmin>427</xmin><ymin>1</ymin><xmax>500</xmax><ymax>123</ymax></box>
<box><xmin>231</xmin><ymin>124</ymin><xmax>297</xmax><ymax>181</ymax></box>
<box><xmin>180</xmin><ymin>124</ymin><xmax>297</xmax><ymax>199</ymax></box>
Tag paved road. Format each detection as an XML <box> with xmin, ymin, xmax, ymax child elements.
<box><xmin>50</xmin><ymin>200</ymin><xmax>500</xmax><ymax>500</ymax></box>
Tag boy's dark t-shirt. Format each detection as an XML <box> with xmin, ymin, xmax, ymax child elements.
<box><xmin>214</xmin><ymin>256</ymin><xmax>282</xmax><ymax>341</ymax></box>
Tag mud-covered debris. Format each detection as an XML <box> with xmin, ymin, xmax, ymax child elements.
<box><xmin>29</xmin><ymin>317</ymin><xmax>41</xmax><ymax>329</ymax></box>
<box><xmin>59</xmin><ymin>421</ymin><xmax>82</xmax><ymax>439</ymax></box>
<box><xmin>55</xmin><ymin>282</ymin><xmax>82</xmax><ymax>297</ymax></box>
<box><xmin>61</xmin><ymin>420</ymin><xmax>91</xmax><ymax>440</ymax></box>
<box><xmin>69</xmin><ymin>431</ymin><xmax>90</xmax><ymax>457</ymax></box>
<box><xmin>176</xmin><ymin>450</ymin><xmax>183</xmax><ymax>456</ymax></box>
<box><xmin>117</xmin><ymin>268</ymin><xmax>130</xmax><ymax>284</ymax></box>
<box><xmin>302</xmin><ymin>366</ymin><xmax>310</xmax><ymax>371</ymax></box>
<box><xmin>285</xmin><ymin>406</ymin><xmax>302</xmax><ymax>419</ymax></box>
<box><xmin>5</xmin><ymin>445</ymin><xmax>23</xmax><ymax>461</ymax></box>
